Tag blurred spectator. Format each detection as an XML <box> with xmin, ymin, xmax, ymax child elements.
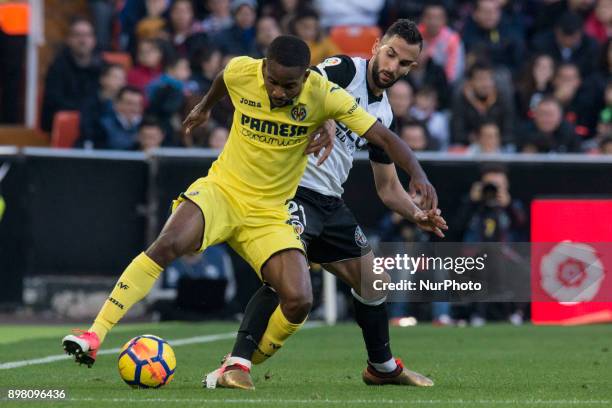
<box><xmin>200</xmin><ymin>0</ymin><xmax>233</xmax><ymax>34</ymax></box>
<box><xmin>409</xmin><ymin>86</ymin><xmax>449</xmax><ymax>150</ymax></box>
<box><xmin>515</xmin><ymin>54</ymin><xmax>555</xmax><ymax>119</ymax></box>
<box><xmin>552</xmin><ymin>62</ymin><xmax>600</xmax><ymax>137</ymax></box>
<box><xmin>418</xmin><ymin>2</ymin><xmax>465</xmax><ymax>83</ymax></box>
<box><xmin>450</xmin><ymin>62</ymin><xmax>514</xmax><ymax>146</ymax></box>
<box><xmin>135</xmin><ymin>0</ymin><xmax>171</xmax><ymax>41</ymax></box>
<box><xmin>208</xmin><ymin>126</ymin><xmax>229</xmax><ymax>148</ymax></box>
<box><xmin>41</xmin><ymin>17</ymin><xmax>103</xmax><ymax>132</ymax></box>
<box><xmin>88</xmin><ymin>0</ymin><xmax>115</xmax><ymax>50</ymax></box>
<box><xmin>213</xmin><ymin>0</ymin><xmax>257</xmax><ymax>56</ymax></box>
<box><xmin>147</xmin><ymin>56</ymin><xmax>196</xmax><ymax>143</ymax></box>
<box><xmin>599</xmin><ymin>134</ymin><xmax>612</xmax><ymax>153</ymax></box>
<box><xmin>168</xmin><ymin>0</ymin><xmax>208</xmax><ymax>57</ymax></box>
<box><xmin>532</xmin><ymin>11</ymin><xmax>600</xmax><ymax>76</ymax></box>
<box><xmin>462</xmin><ymin>0</ymin><xmax>525</xmax><ymax>74</ymax></box>
<box><xmin>466</xmin><ymin>121</ymin><xmax>503</xmax><ymax>154</ymax></box>
<box><xmin>533</xmin><ymin>0</ymin><xmax>596</xmax><ymax>34</ymax></box>
<box><xmin>452</xmin><ymin>164</ymin><xmax>527</xmax><ymax>325</ymax></box>
<box><xmin>314</xmin><ymin>0</ymin><xmax>385</xmax><ymax>28</ymax></box>
<box><xmin>519</xmin><ymin>97</ymin><xmax>581</xmax><ymax>153</ymax></box>
<box><xmin>137</xmin><ymin>116</ymin><xmax>165</xmax><ymax>151</ymax></box>
<box><xmin>585</xmin><ymin>0</ymin><xmax>612</xmax><ymax>43</ymax></box>
<box><xmin>163</xmin><ymin>245</ymin><xmax>235</xmax><ymax>308</ymax></box>
<box><xmin>593</xmin><ymin>81</ymin><xmax>612</xmax><ymax>142</ymax></box>
<box><xmin>261</xmin><ymin>0</ymin><xmax>312</xmax><ymax>32</ymax></box>
<box><xmin>407</xmin><ymin>50</ymin><xmax>450</xmax><ymax>109</ymax></box>
<box><xmin>399</xmin><ymin>120</ymin><xmax>437</xmax><ymax>151</ymax></box>
<box><xmin>99</xmin><ymin>85</ymin><xmax>144</xmax><ymax>149</ymax></box>
<box><xmin>289</xmin><ymin>8</ymin><xmax>341</xmax><ymax>65</ymax></box>
<box><xmin>80</xmin><ymin>64</ymin><xmax>127</xmax><ymax>146</ymax></box>
<box><xmin>388</xmin><ymin>79</ymin><xmax>414</xmax><ymax>129</ymax></box>
<box><xmin>250</xmin><ymin>16</ymin><xmax>281</xmax><ymax>58</ymax></box>
<box><xmin>191</xmin><ymin>47</ymin><xmax>223</xmax><ymax>93</ymax></box>
<box><xmin>127</xmin><ymin>38</ymin><xmax>164</xmax><ymax>92</ymax></box>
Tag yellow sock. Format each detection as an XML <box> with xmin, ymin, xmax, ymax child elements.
<box><xmin>89</xmin><ymin>253</ymin><xmax>162</xmax><ymax>344</ymax></box>
<box><xmin>251</xmin><ymin>305</ymin><xmax>305</xmax><ymax>364</ymax></box>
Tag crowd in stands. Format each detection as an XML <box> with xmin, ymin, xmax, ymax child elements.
<box><xmin>35</xmin><ymin>0</ymin><xmax>612</xmax><ymax>154</ymax></box>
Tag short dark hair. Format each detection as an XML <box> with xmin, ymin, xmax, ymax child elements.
<box><xmin>402</xmin><ymin>119</ymin><xmax>429</xmax><ymax>136</ymax></box>
<box><xmin>69</xmin><ymin>16</ymin><xmax>93</xmax><ymax>30</ymax></box>
<box><xmin>383</xmin><ymin>19</ymin><xmax>423</xmax><ymax>51</ymax></box>
<box><xmin>423</xmin><ymin>1</ymin><xmax>447</xmax><ymax>14</ymax></box>
<box><xmin>556</xmin><ymin>12</ymin><xmax>583</xmax><ymax>35</ymax></box>
<box><xmin>289</xmin><ymin>7</ymin><xmax>320</xmax><ymax>36</ymax></box>
<box><xmin>267</xmin><ymin>35</ymin><xmax>311</xmax><ymax>69</ymax></box>
<box><xmin>117</xmin><ymin>85</ymin><xmax>143</xmax><ymax>101</ymax></box>
<box><xmin>477</xmin><ymin>120</ymin><xmax>500</xmax><ymax>133</ymax></box>
<box><xmin>101</xmin><ymin>63</ymin><xmax>125</xmax><ymax>77</ymax></box>
<box><xmin>139</xmin><ymin>115</ymin><xmax>162</xmax><ymax>131</ymax></box>
<box><xmin>467</xmin><ymin>61</ymin><xmax>493</xmax><ymax>79</ymax></box>
<box><xmin>537</xmin><ymin>95</ymin><xmax>562</xmax><ymax>110</ymax></box>
<box><xmin>480</xmin><ymin>163</ymin><xmax>507</xmax><ymax>177</ymax></box>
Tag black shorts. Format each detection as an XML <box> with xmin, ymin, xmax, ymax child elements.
<box><xmin>288</xmin><ymin>186</ymin><xmax>371</xmax><ymax>264</ymax></box>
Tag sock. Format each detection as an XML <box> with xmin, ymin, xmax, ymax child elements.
<box><xmin>370</xmin><ymin>358</ymin><xmax>398</xmax><ymax>373</ymax></box>
<box><xmin>231</xmin><ymin>285</ymin><xmax>279</xmax><ymax>360</ymax></box>
<box><xmin>251</xmin><ymin>305</ymin><xmax>305</xmax><ymax>364</ymax></box>
<box><xmin>225</xmin><ymin>356</ymin><xmax>252</xmax><ymax>371</ymax></box>
<box><xmin>352</xmin><ymin>289</ymin><xmax>393</xmax><ymax>364</ymax></box>
<box><xmin>89</xmin><ymin>252</ymin><xmax>163</xmax><ymax>344</ymax></box>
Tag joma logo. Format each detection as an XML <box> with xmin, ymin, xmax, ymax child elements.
<box><xmin>240</xmin><ymin>97</ymin><xmax>262</xmax><ymax>108</ymax></box>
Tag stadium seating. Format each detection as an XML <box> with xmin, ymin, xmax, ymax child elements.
<box><xmin>50</xmin><ymin>111</ymin><xmax>80</xmax><ymax>148</ymax></box>
<box><xmin>102</xmin><ymin>51</ymin><xmax>133</xmax><ymax>71</ymax></box>
<box><xmin>0</xmin><ymin>2</ymin><xmax>30</xmax><ymax>36</ymax></box>
<box><xmin>330</xmin><ymin>26</ymin><xmax>382</xmax><ymax>58</ymax></box>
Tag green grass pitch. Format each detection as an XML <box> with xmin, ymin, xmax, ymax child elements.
<box><xmin>1</xmin><ymin>322</ymin><xmax>611</xmax><ymax>407</ymax></box>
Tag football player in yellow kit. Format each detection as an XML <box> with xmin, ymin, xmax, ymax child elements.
<box><xmin>62</xmin><ymin>36</ymin><xmax>437</xmax><ymax>389</ymax></box>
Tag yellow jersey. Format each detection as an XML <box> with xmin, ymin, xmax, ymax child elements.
<box><xmin>206</xmin><ymin>56</ymin><xmax>377</xmax><ymax>207</ymax></box>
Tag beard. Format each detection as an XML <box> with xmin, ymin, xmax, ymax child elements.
<box><xmin>371</xmin><ymin>57</ymin><xmax>399</xmax><ymax>89</ymax></box>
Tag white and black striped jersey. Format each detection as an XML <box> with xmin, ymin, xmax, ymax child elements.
<box><xmin>299</xmin><ymin>55</ymin><xmax>394</xmax><ymax>198</ymax></box>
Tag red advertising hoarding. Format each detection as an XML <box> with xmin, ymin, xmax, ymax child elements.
<box><xmin>531</xmin><ymin>199</ymin><xmax>612</xmax><ymax>325</ymax></box>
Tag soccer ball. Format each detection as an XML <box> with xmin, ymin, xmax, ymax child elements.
<box><xmin>118</xmin><ymin>334</ymin><xmax>176</xmax><ymax>388</ymax></box>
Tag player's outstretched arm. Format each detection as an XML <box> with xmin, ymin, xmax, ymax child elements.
<box><xmin>363</xmin><ymin>121</ymin><xmax>438</xmax><ymax>210</ymax></box>
<box><xmin>371</xmin><ymin>161</ymin><xmax>447</xmax><ymax>238</ymax></box>
<box><xmin>183</xmin><ymin>70</ymin><xmax>229</xmax><ymax>136</ymax></box>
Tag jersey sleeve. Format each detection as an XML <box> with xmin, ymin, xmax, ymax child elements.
<box><xmin>312</xmin><ymin>55</ymin><xmax>356</xmax><ymax>88</ymax></box>
<box><xmin>222</xmin><ymin>56</ymin><xmax>250</xmax><ymax>91</ymax></box>
<box><xmin>324</xmin><ymin>83</ymin><xmax>376</xmax><ymax>137</ymax></box>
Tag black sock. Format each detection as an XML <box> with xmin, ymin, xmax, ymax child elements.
<box><xmin>231</xmin><ymin>285</ymin><xmax>279</xmax><ymax>360</ymax></box>
<box><xmin>353</xmin><ymin>295</ymin><xmax>392</xmax><ymax>364</ymax></box>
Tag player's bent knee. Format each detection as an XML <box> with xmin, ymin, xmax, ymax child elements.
<box><xmin>147</xmin><ymin>231</ymin><xmax>187</xmax><ymax>267</ymax></box>
<box><xmin>280</xmin><ymin>291</ymin><xmax>313</xmax><ymax>323</ymax></box>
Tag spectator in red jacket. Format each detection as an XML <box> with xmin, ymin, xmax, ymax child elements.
<box><xmin>127</xmin><ymin>38</ymin><xmax>164</xmax><ymax>92</ymax></box>
<box><xmin>584</xmin><ymin>0</ymin><xmax>612</xmax><ymax>44</ymax></box>
<box><xmin>419</xmin><ymin>1</ymin><xmax>465</xmax><ymax>83</ymax></box>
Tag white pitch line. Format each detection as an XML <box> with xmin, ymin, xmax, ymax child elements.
<box><xmin>9</xmin><ymin>398</ymin><xmax>609</xmax><ymax>405</ymax></box>
<box><xmin>0</xmin><ymin>322</ymin><xmax>324</xmax><ymax>370</ymax></box>
<box><xmin>0</xmin><ymin>332</ymin><xmax>235</xmax><ymax>370</ymax></box>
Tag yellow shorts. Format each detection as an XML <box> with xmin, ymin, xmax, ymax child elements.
<box><xmin>172</xmin><ymin>177</ymin><xmax>304</xmax><ymax>279</ymax></box>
